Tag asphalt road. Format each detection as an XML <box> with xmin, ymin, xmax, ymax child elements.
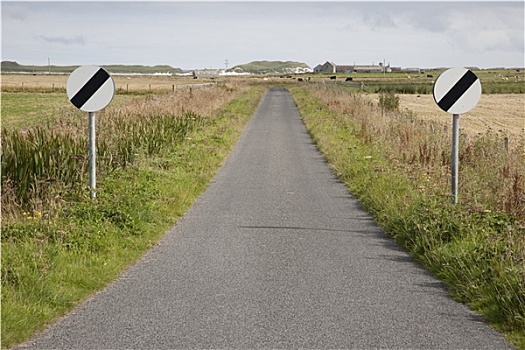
<box><xmin>19</xmin><ymin>88</ymin><xmax>512</xmax><ymax>349</ymax></box>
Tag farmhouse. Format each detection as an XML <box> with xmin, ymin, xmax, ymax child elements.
<box><xmin>314</xmin><ymin>61</ymin><xmax>336</xmax><ymax>73</ymax></box>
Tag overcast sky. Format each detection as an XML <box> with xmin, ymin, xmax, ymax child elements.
<box><xmin>2</xmin><ymin>1</ymin><xmax>524</xmax><ymax>70</ymax></box>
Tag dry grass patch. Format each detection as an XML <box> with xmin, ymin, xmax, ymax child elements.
<box><xmin>1</xmin><ymin>73</ymin><xmax>220</xmax><ymax>93</ymax></box>
<box><xmin>366</xmin><ymin>93</ymin><xmax>525</xmax><ymax>147</ymax></box>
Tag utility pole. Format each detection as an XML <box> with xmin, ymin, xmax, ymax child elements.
<box><xmin>225</xmin><ymin>59</ymin><xmax>229</xmax><ymax>70</ymax></box>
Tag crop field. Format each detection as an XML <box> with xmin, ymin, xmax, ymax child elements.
<box><xmin>367</xmin><ymin>93</ymin><xmax>525</xmax><ymax>146</ymax></box>
<box><xmin>1</xmin><ymin>73</ymin><xmax>207</xmax><ymax>94</ymax></box>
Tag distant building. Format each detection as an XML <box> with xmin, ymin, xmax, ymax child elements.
<box><xmin>336</xmin><ymin>65</ymin><xmax>354</xmax><ymax>73</ymax></box>
<box><xmin>351</xmin><ymin>65</ymin><xmax>385</xmax><ymax>73</ymax></box>
<box><xmin>340</xmin><ymin>63</ymin><xmax>391</xmax><ymax>73</ymax></box>
<box><xmin>314</xmin><ymin>61</ymin><xmax>336</xmax><ymax>73</ymax></box>
<box><xmin>316</xmin><ymin>61</ymin><xmax>401</xmax><ymax>74</ymax></box>
<box><xmin>193</xmin><ymin>69</ymin><xmax>220</xmax><ymax>79</ymax></box>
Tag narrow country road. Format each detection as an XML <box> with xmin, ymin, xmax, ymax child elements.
<box><xmin>18</xmin><ymin>88</ymin><xmax>512</xmax><ymax>349</ymax></box>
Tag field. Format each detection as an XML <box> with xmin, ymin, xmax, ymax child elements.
<box><xmin>3</xmin><ymin>73</ymin><xmax>524</xmax><ymax>139</ymax></box>
<box><xmin>1</xmin><ymin>73</ymin><xmax>204</xmax><ymax>94</ymax></box>
<box><xmin>368</xmin><ymin>93</ymin><xmax>525</xmax><ymax>146</ymax></box>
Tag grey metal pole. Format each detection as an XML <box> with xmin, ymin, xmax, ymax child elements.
<box><xmin>89</xmin><ymin>112</ymin><xmax>96</xmax><ymax>199</ymax></box>
<box><xmin>451</xmin><ymin>113</ymin><xmax>459</xmax><ymax>204</ymax></box>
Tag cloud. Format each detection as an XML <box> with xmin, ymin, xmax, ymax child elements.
<box><xmin>3</xmin><ymin>1</ymin><xmax>522</xmax><ymax>69</ymax></box>
<box><xmin>38</xmin><ymin>35</ymin><xmax>85</xmax><ymax>46</ymax></box>
<box><xmin>444</xmin><ymin>4</ymin><xmax>524</xmax><ymax>55</ymax></box>
<box><xmin>3</xmin><ymin>5</ymin><xmax>27</xmax><ymax>20</ymax></box>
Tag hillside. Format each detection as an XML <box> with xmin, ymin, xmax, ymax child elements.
<box><xmin>232</xmin><ymin>61</ymin><xmax>312</xmax><ymax>74</ymax></box>
<box><xmin>2</xmin><ymin>60</ymin><xmax>313</xmax><ymax>75</ymax></box>
<box><xmin>1</xmin><ymin>61</ymin><xmax>183</xmax><ymax>74</ymax></box>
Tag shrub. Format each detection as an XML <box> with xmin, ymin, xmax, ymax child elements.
<box><xmin>378</xmin><ymin>91</ymin><xmax>400</xmax><ymax>112</ymax></box>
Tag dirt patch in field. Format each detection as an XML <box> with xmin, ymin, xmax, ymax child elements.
<box><xmin>368</xmin><ymin>93</ymin><xmax>524</xmax><ymax>147</ymax></box>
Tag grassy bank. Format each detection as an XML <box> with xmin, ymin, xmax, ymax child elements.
<box><xmin>1</xmin><ymin>85</ymin><xmax>265</xmax><ymax>348</ymax></box>
<box><xmin>289</xmin><ymin>85</ymin><xmax>525</xmax><ymax>348</ymax></box>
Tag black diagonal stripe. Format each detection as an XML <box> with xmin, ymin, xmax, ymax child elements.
<box><xmin>70</xmin><ymin>68</ymin><xmax>110</xmax><ymax>109</ymax></box>
<box><xmin>437</xmin><ymin>70</ymin><xmax>478</xmax><ymax>112</ymax></box>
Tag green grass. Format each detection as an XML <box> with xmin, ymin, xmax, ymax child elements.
<box><xmin>1</xmin><ymin>86</ymin><xmax>265</xmax><ymax>348</ymax></box>
<box><xmin>1</xmin><ymin>92</ymin><xmax>70</xmax><ymax>129</ymax></box>
<box><xmin>314</xmin><ymin>68</ymin><xmax>525</xmax><ymax>94</ymax></box>
<box><xmin>1</xmin><ymin>92</ymin><xmax>136</xmax><ymax>129</ymax></box>
<box><xmin>289</xmin><ymin>86</ymin><xmax>525</xmax><ymax>349</ymax></box>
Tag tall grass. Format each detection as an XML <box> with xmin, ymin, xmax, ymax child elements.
<box><xmin>295</xmin><ymin>84</ymin><xmax>524</xmax><ymax>221</ymax></box>
<box><xmin>1</xmin><ymin>111</ymin><xmax>202</xmax><ymax>215</ymax></box>
<box><xmin>1</xmin><ymin>82</ymin><xmax>248</xmax><ymax>219</ymax></box>
<box><xmin>290</xmin><ymin>84</ymin><xmax>525</xmax><ymax>347</ymax></box>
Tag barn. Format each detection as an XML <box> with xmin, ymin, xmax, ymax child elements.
<box><xmin>352</xmin><ymin>65</ymin><xmax>385</xmax><ymax>73</ymax></box>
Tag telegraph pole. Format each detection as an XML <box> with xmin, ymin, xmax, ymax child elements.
<box><xmin>225</xmin><ymin>59</ymin><xmax>229</xmax><ymax>70</ymax></box>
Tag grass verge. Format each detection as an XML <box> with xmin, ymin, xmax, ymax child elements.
<box><xmin>1</xmin><ymin>86</ymin><xmax>265</xmax><ymax>349</ymax></box>
<box><xmin>289</xmin><ymin>86</ymin><xmax>525</xmax><ymax>349</ymax></box>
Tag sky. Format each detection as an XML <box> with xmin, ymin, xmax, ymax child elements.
<box><xmin>2</xmin><ymin>1</ymin><xmax>524</xmax><ymax>70</ymax></box>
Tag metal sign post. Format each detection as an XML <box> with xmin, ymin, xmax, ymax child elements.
<box><xmin>88</xmin><ymin>112</ymin><xmax>96</xmax><ymax>199</ymax></box>
<box><xmin>433</xmin><ymin>67</ymin><xmax>481</xmax><ymax>204</ymax></box>
<box><xmin>451</xmin><ymin>113</ymin><xmax>460</xmax><ymax>204</ymax></box>
<box><xmin>67</xmin><ymin>66</ymin><xmax>115</xmax><ymax>199</ymax></box>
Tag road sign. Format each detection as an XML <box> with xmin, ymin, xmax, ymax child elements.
<box><xmin>66</xmin><ymin>65</ymin><xmax>115</xmax><ymax>199</ymax></box>
<box><xmin>433</xmin><ymin>67</ymin><xmax>481</xmax><ymax>114</ymax></box>
<box><xmin>433</xmin><ymin>67</ymin><xmax>482</xmax><ymax>204</ymax></box>
<box><xmin>67</xmin><ymin>65</ymin><xmax>115</xmax><ymax>112</ymax></box>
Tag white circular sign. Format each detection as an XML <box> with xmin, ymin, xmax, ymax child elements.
<box><xmin>67</xmin><ymin>65</ymin><xmax>115</xmax><ymax>112</ymax></box>
<box><xmin>433</xmin><ymin>67</ymin><xmax>481</xmax><ymax>114</ymax></box>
